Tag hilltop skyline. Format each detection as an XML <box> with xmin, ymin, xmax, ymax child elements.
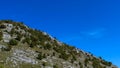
<box><xmin>0</xmin><ymin>0</ymin><xmax>119</xmax><ymax>67</ymax></box>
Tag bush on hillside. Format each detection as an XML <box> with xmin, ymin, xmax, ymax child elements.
<box><xmin>59</xmin><ymin>52</ymin><xmax>69</xmax><ymax>60</ymax></box>
<box><xmin>37</xmin><ymin>52</ymin><xmax>43</xmax><ymax>60</ymax></box>
<box><xmin>9</xmin><ymin>39</ymin><xmax>18</xmax><ymax>45</ymax></box>
<box><xmin>92</xmin><ymin>58</ymin><xmax>104</xmax><ymax>68</ymax></box>
<box><xmin>36</xmin><ymin>52</ymin><xmax>46</xmax><ymax>60</ymax></box>
<box><xmin>101</xmin><ymin>60</ymin><xmax>112</xmax><ymax>66</ymax></box>
<box><xmin>43</xmin><ymin>43</ymin><xmax>52</xmax><ymax>50</ymax></box>
<box><xmin>0</xmin><ymin>32</ymin><xmax>3</xmax><ymax>41</ymax></box>
<box><xmin>15</xmin><ymin>35</ymin><xmax>22</xmax><ymax>41</ymax></box>
<box><xmin>79</xmin><ymin>62</ymin><xmax>83</xmax><ymax>68</ymax></box>
<box><xmin>1</xmin><ymin>45</ymin><xmax>12</xmax><ymax>51</ymax></box>
<box><xmin>0</xmin><ymin>24</ymin><xmax>6</xmax><ymax>29</ymax></box>
<box><xmin>53</xmin><ymin>64</ymin><xmax>58</xmax><ymax>68</ymax></box>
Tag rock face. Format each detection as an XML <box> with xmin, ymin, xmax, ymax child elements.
<box><xmin>0</xmin><ymin>20</ymin><xmax>118</xmax><ymax>68</ymax></box>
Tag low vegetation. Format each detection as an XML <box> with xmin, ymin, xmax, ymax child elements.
<box><xmin>9</xmin><ymin>39</ymin><xmax>18</xmax><ymax>46</ymax></box>
<box><xmin>0</xmin><ymin>20</ymin><xmax>117</xmax><ymax>68</ymax></box>
<box><xmin>0</xmin><ymin>32</ymin><xmax>3</xmax><ymax>41</ymax></box>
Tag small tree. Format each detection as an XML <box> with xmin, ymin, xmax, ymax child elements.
<box><xmin>15</xmin><ymin>35</ymin><xmax>22</xmax><ymax>41</ymax></box>
<box><xmin>0</xmin><ymin>32</ymin><xmax>3</xmax><ymax>41</ymax></box>
<box><xmin>59</xmin><ymin>52</ymin><xmax>69</xmax><ymax>60</ymax></box>
<box><xmin>43</xmin><ymin>54</ymin><xmax>46</xmax><ymax>58</ymax></box>
<box><xmin>30</xmin><ymin>42</ymin><xmax>35</xmax><ymax>48</ymax></box>
<box><xmin>2</xmin><ymin>45</ymin><xmax>12</xmax><ymax>51</ymax></box>
<box><xmin>79</xmin><ymin>62</ymin><xmax>83</xmax><ymax>68</ymax></box>
<box><xmin>43</xmin><ymin>43</ymin><xmax>52</xmax><ymax>50</ymax></box>
<box><xmin>37</xmin><ymin>52</ymin><xmax>43</xmax><ymax>60</ymax></box>
<box><xmin>22</xmin><ymin>37</ymin><xmax>31</xmax><ymax>44</ymax></box>
<box><xmin>84</xmin><ymin>58</ymin><xmax>89</xmax><ymax>67</ymax></box>
<box><xmin>42</xmin><ymin>62</ymin><xmax>47</xmax><ymax>67</ymax></box>
<box><xmin>0</xmin><ymin>64</ymin><xmax>4</xmax><ymax>68</ymax></box>
<box><xmin>53</xmin><ymin>64</ymin><xmax>58</xmax><ymax>68</ymax></box>
<box><xmin>53</xmin><ymin>52</ymin><xmax>55</xmax><ymax>56</ymax></box>
<box><xmin>9</xmin><ymin>39</ymin><xmax>18</xmax><ymax>45</ymax></box>
<box><xmin>0</xmin><ymin>24</ymin><xmax>6</xmax><ymax>29</ymax></box>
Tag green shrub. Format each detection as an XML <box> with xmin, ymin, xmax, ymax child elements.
<box><xmin>22</xmin><ymin>37</ymin><xmax>31</xmax><ymax>44</ymax></box>
<box><xmin>59</xmin><ymin>52</ymin><xmax>69</xmax><ymax>60</ymax></box>
<box><xmin>37</xmin><ymin>53</ymin><xmax>43</xmax><ymax>60</ymax></box>
<box><xmin>79</xmin><ymin>62</ymin><xmax>83</xmax><ymax>68</ymax></box>
<box><xmin>2</xmin><ymin>45</ymin><xmax>12</xmax><ymax>51</ymax></box>
<box><xmin>43</xmin><ymin>54</ymin><xmax>46</xmax><ymax>58</ymax></box>
<box><xmin>15</xmin><ymin>35</ymin><xmax>22</xmax><ymax>41</ymax></box>
<box><xmin>17</xmin><ymin>22</ymin><xmax>27</xmax><ymax>30</ymax></box>
<box><xmin>101</xmin><ymin>60</ymin><xmax>112</xmax><ymax>66</ymax></box>
<box><xmin>10</xmin><ymin>28</ymin><xmax>15</xmax><ymax>36</ymax></box>
<box><xmin>9</xmin><ymin>39</ymin><xmax>18</xmax><ymax>45</ymax></box>
<box><xmin>84</xmin><ymin>58</ymin><xmax>89</xmax><ymax>66</ymax></box>
<box><xmin>92</xmin><ymin>58</ymin><xmax>103</xmax><ymax>68</ymax></box>
<box><xmin>0</xmin><ymin>20</ymin><xmax>13</xmax><ymax>23</ymax></box>
<box><xmin>72</xmin><ymin>55</ymin><xmax>77</xmax><ymax>61</ymax></box>
<box><xmin>43</xmin><ymin>43</ymin><xmax>52</xmax><ymax>50</ymax></box>
<box><xmin>42</xmin><ymin>62</ymin><xmax>47</xmax><ymax>67</ymax></box>
<box><xmin>53</xmin><ymin>52</ymin><xmax>55</xmax><ymax>56</ymax></box>
<box><xmin>0</xmin><ymin>24</ymin><xmax>6</xmax><ymax>29</ymax></box>
<box><xmin>0</xmin><ymin>64</ymin><xmax>4</xmax><ymax>68</ymax></box>
<box><xmin>29</xmin><ymin>43</ymin><xmax>35</xmax><ymax>48</ymax></box>
<box><xmin>0</xmin><ymin>32</ymin><xmax>3</xmax><ymax>41</ymax></box>
<box><xmin>36</xmin><ymin>52</ymin><xmax>46</xmax><ymax>60</ymax></box>
<box><xmin>53</xmin><ymin>64</ymin><xmax>58</xmax><ymax>68</ymax></box>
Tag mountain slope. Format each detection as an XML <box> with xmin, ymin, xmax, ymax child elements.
<box><xmin>0</xmin><ymin>20</ymin><xmax>118</xmax><ymax>68</ymax></box>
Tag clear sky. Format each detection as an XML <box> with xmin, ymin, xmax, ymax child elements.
<box><xmin>0</xmin><ymin>0</ymin><xmax>119</xmax><ymax>67</ymax></box>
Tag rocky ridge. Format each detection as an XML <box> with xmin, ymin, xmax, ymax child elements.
<box><xmin>0</xmin><ymin>20</ymin><xmax>118</xmax><ymax>68</ymax></box>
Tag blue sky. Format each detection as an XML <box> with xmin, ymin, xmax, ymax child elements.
<box><xmin>0</xmin><ymin>0</ymin><xmax>120</xmax><ymax>67</ymax></box>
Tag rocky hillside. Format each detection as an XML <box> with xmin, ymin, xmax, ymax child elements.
<box><xmin>0</xmin><ymin>20</ymin><xmax>118</xmax><ymax>68</ymax></box>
